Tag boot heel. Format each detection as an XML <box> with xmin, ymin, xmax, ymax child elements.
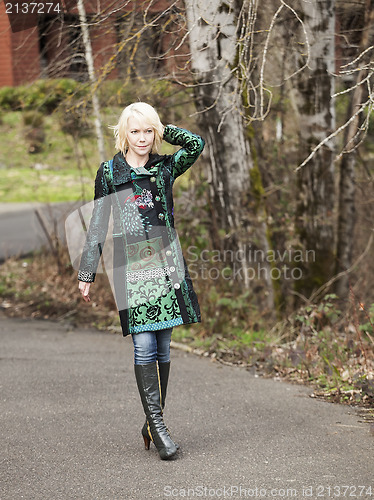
<box><xmin>142</xmin><ymin>422</ymin><xmax>152</xmax><ymax>450</ymax></box>
<box><xmin>143</xmin><ymin>433</ymin><xmax>151</xmax><ymax>450</ymax></box>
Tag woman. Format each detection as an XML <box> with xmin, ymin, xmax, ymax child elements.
<box><xmin>78</xmin><ymin>102</ymin><xmax>205</xmax><ymax>460</ymax></box>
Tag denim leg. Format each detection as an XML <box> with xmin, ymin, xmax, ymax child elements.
<box><xmin>156</xmin><ymin>328</ymin><xmax>172</xmax><ymax>363</ymax></box>
<box><xmin>132</xmin><ymin>331</ymin><xmax>158</xmax><ymax>365</ymax></box>
<box><xmin>132</xmin><ymin>328</ymin><xmax>173</xmax><ymax>365</ymax></box>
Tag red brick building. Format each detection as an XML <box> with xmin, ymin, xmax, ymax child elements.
<box><xmin>0</xmin><ymin>0</ymin><xmax>188</xmax><ymax>87</ymax></box>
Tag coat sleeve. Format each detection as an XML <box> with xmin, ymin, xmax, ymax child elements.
<box><xmin>163</xmin><ymin>125</ymin><xmax>205</xmax><ymax>179</ymax></box>
<box><xmin>77</xmin><ymin>163</ymin><xmax>112</xmax><ymax>283</ymax></box>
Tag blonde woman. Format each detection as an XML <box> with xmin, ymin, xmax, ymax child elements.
<box><xmin>78</xmin><ymin>102</ymin><xmax>204</xmax><ymax>460</ymax></box>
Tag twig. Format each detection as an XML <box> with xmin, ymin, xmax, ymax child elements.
<box><xmin>295</xmin><ymin>98</ymin><xmax>370</xmax><ymax>171</ymax></box>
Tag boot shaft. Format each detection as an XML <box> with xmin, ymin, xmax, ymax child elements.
<box><xmin>134</xmin><ymin>362</ymin><xmax>177</xmax><ymax>460</ymax></box>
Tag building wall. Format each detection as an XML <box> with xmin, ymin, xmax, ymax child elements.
<box><xmin>0</xmin><ymin>0</ymin><xmax>189</xmax><ymax>87</ymax></box>
<box><xmin>91</xmin><ymin>15</ymin><xmax>119</xmax><ymax>80</ymax></box>
<box><xmin>0</xmin><ymin>2</ymin><xmax>14</xmax><ymax>86</ymax></box>
<box><xmin>11</xmin><ymin>27</ymin><xmax>41</xmax><ymax>85</ymax></box>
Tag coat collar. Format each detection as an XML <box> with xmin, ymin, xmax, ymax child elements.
<box><xmin>111</xmin><ymin>152</ymin><xmax>165</xmax><ymax>185</ymax></box>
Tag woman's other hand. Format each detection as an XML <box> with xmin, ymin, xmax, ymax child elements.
<box><xmin>78</xmin><ymin>281</ymin><xmax>91</xmax><ymax>302</ymax></box>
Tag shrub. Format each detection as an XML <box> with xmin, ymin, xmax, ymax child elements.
<box><xmin>58</xmin><ymin>105</ymin><xmax>94</xmax><ymax>140</ymax></box>
<box><xmin>0</xmin><ymin>79</ymin><xmax>88</xmax><ymax>113</ymax></box>
<box><xmin>0</xmin><ymin>86</ymin><xmax>22</xmax><ymax>110</ymax></box>
<box><xmin>22</xmin><ymin>110</ymin><xmax>45</xmax><ymax>153</ymax></box>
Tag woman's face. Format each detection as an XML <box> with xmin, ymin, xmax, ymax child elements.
<box><xmin>126</xmin><ymin>115</ymin><xmax>155</xmax><ymax>159</ymax></box>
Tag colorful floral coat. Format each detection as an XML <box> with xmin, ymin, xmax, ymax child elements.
<box><xmin>78</xmin><ymin>125</ymin><xmax>205</xmax><ymax>336</ymax></box>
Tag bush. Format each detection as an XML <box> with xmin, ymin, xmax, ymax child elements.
<box><xmin>0</xmin><ymin>77</ymin><xmax>192</xmax><ymax>121</ymax></box>
<box><xmin>0</xmin><ymin>86</ymin><xmax>22</xmax><ymax>110</ymax></box>
<box><xmin>22</xmin><ymin>110</ymin><xmax>44</xmax><ymax>128</ymax></box>
<box><xmin>22</xmin><ymin>110</ymin><xmax>45</xmax><ymax>153</ymax></box>
<box><xmin>0</xmin><ymin>79</ymin><xmax>88</xmax><ymax>113</ymax></box>
<box><xmin>97</xmin><ymin>78</ymin><xmax>193</xmax><ymax>122</ymax></box>
<box><xmin>58</xmin><ymin>105</ymin><xmax>94</xmax><ymax>140</ymax></box>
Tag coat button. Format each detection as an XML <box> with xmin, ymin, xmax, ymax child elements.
<box><xmin>155</xmin><ymin>196</ymin><xmax>161</xmax><ymax>202</ymax></box>
<box><xmin>170</xmin><ymin>266</ymin><xmax>175</xmax><ymax>272</ymax></box>
<box><xmin>166</xmin><ymin>250</ymin><xmax>172</xmax><ymax>256</ymax></box>
<box><xmin>158</xmin><ymin>213</ymin><xmax>165</xmax><ymax>220</ymax></box>
<box><xmin>174</xmin><ymin>283</ymin><xmax>180</xmax><ymax>289</ymax></box>
<box><xmin>150</xmin><ymin>176</ymin><xmax>156</xmax><ymax>182</ymax></box>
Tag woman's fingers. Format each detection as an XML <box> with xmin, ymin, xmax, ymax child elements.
<box><xmin>78</xmin><ymin>281</ymin><xmax>91</xmax><ymax>302</ymax></box>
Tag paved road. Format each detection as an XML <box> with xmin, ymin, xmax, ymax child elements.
<box><xmin>1</xmin><ymin>317</ymin><xmax>373</xmax><ymax>500</ymax></box>
<box><xmin>0</xmin><ymin>202</ymin><xmax>81</xmax><ymax>261</ymax></box>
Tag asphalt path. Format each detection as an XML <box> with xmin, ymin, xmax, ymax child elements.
<box><xmin>0</xmin><ymin>202</ymin><xmax>82</xmax><ymax>261</ymax></box>
<box><xmin>1</xmin><ymin>317</ymin><xmax>373</xmax><ymax>500</ymax></box>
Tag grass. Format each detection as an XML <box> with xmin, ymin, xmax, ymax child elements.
<box><xmin>0</xmin><ymin>110</ymin><xmax>97</xmax><ymax>202</ymax></box>
<box><xmin>0</xmin><ymin>167</ymin><xmax>93</xmax><ymax>202</ymax></box>
<box><xmin>0</xmin><ymin>248</ymin><xmax>119</xmax><ymax>327</ymax></box>
<box><xmin>0</xmin><ymin>108</ymin><xmax>189</xmax><ymax>203</ymax></box>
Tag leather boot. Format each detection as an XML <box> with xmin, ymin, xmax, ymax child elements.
<box><xmin>141</xmin><ymin>361</ymin><xmax>173</xmax><ymax>442</ymax></box>
<box><xmin>134</xmin><ymin>362</ymin><xmax>178</xmax><ymax>460</ymax></box>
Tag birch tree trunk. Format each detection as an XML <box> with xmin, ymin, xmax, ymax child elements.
<box><xmin>293</xmin><ymin>0</ymin><xmax>336</xmax><ymax>299</ymax></box>
<box><xmin>335</xmin><ymin>0</ymin><xmax>374</xmax><ymax>297</ymax></box>
<box><xmin>185</xmin><ymin>0</ymin><xmax>275</xmax><ymax>310</ymax></box>
<box><xmin>77</xmin><ymin>0</ymin><xmax>106</xmax><ymax>163</ymax></box>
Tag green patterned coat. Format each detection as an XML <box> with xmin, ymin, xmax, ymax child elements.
<box><xmin>78</xmin><ymin>125</ymin><xmax>205</xmax><ymax>336</ymax></box>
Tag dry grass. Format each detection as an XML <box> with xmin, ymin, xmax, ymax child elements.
<box><xmin>0</xmin><ymin>247</ymin><xmax>118</xmax><ymax>329</ymax></box>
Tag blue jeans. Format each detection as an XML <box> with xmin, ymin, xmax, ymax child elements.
<box><xmin>132</xmin><ymin>328</ymin><xmax>172</xmax><ymax>365</ymax></box>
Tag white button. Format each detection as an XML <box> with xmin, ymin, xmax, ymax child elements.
<box><xmin>170</xmin><ymin>266</ymin><xmax>175</xmax><ymax>272</ymax></box>
<box><xmin>174</xmin><ymin>283</ymin><xmax>180</xmax><ymax>289</ymax></box>
<box><xmin>166</xmin><ymin>250</ymin><xmax>172</xmax><ymax>256</ymax></box>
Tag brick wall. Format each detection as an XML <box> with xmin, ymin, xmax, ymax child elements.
<box><xmin>12</xmin><ymin>27</ymin><xmax>41</xmax><ymax>85</ymax></box>
<box><xmin>0</xmin><ymin>0</ymin><xmax>189</xmax><ymax>87</ymax></box>
<box><xmin>91</xmin><ymin>15</ymin><xmax>118</xmax><ymax>80</ymax></box>
<box><xmin>0</xmin><ymin>3</ymin><xmax>14</xmax><ymax>86</ymax></box>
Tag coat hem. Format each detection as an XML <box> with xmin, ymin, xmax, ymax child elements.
<box><xmin>121</xmin><ymin>316</ymin><xmax>201</xmax><ymax>336</ymax></box>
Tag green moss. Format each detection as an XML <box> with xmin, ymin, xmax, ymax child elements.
<box><xmin>249</xmin><ymin>163</ymin><xmax>265</xmax><ymax>204</ymax></box>
<box><xmin>243</xmin><ymin>119</ymin><xmax>284</xmax><ymax>315</ymax></box>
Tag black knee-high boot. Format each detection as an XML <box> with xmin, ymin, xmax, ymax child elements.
<box><xmin>134</xmin><ymin>362</ymin><xmax>177</xmax><ymax>460</ymax></box>
<box><xmin>141</xmin><ymin>361</ymin><xmax>172</xmax><ymax>443</ymax></box>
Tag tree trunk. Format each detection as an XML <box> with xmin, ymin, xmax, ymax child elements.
<box><xmin>77</xmin><ymin>0</ymin><xmax>106</xmax><ymax>163</ymax></box>
<box><xmin>293</xmin><ymin>0</ymin><xmax>336</xmax><ymax>299</ymax></box>
<box><xmin>185</xmin><ymin>0</ymin><xmax>275</xmax><ymax>311</ymax></box>
<box><xmin>335</xmin><ymin>0</ymin><xmax>374</xmax><ymax>297</ymax></box>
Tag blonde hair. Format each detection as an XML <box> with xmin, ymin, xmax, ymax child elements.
<box><xmin>110</xmin><ymin>102</ymin><xmax>164</xmax><ymax>154</ymax></box>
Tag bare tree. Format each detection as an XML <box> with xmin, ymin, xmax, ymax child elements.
<box><xmin>291</xmin><ymin>0</ymin><xmax>336</xmax><ymax>299</ymax></box>
<box><xmin>335</xmin><ymin>0</ymin><xmax>374</xmax><ymax>297</ymax></box>
<box><xmin>77</xmin><ymin>0</ymin><xmax>106</xmax><ymax>163</ymax></box>
<box><xmin>184</xmin><ymin>0</ymin><xmax>276</xmax><ymax>310</ymax></box>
